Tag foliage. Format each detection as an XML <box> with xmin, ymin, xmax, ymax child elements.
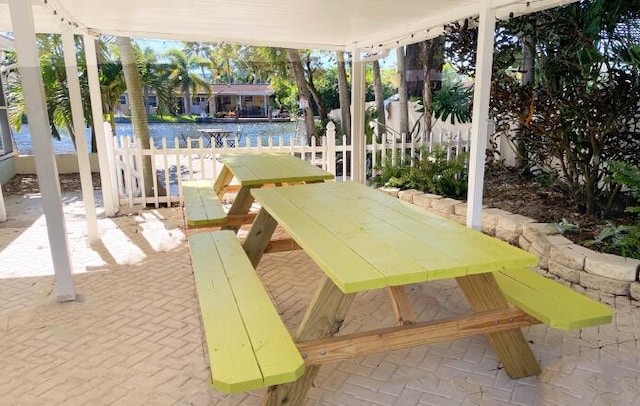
<box><xmin>554</xmin><ymin>218</ymin><xmax>580</xmax><ymax>234</ymax></box>
<box><xmin>431</xmin><ymin>81</ymin><xmax>472</xmax><ymax>125</ymax></box>
<box><xmin>372</xmin><ymin>145</ymin><xmax>469</xmax><ymax>199</ymax></box>
<box><xmin>584</xmin><ymin>161</ymin><xmax>640</xmax><ymax>259</ymax></box>
<box><xmin>584</xmin><ymin>223</ymin><xmax>640</xmax><ymax>259</ymax></box>
<box><xmin>445</xmin><ymin>0</ymin><xmax>640</xmax><ymax>216</ymax></box>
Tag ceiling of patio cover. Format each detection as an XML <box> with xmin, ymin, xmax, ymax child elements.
<box><xmin>0</xmin><ymin>0</ymin><xmax>576</xmax><ymax>51</ymax></box>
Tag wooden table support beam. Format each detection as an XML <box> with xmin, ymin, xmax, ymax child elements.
<box><xmin>243</xmin><ymin>210</ymin><xmax>279</xmax><ymax>268</ymax></box>
<box><xmin>456</xmin><ymin>273</ymin><xmax>542</xmax><ymax>378</ymax></box>
<box><xmin>297</xmin><ymin>308</ymin><xmax>539</xmax><ymax>366</ymax></box>
<box><xmin>387</xmin><ymin>286</ymin><xmax>415</xmax><ymax>325</ymax></box>
<box><xmin>262</xmin><ymin>277</ymin><xmax>356</xmax><ymax>406</ymax></box>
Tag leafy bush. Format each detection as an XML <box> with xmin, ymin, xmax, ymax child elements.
<box><xmin>372</xmin><ymin>145</ymin><xmax>469</xmax><ymax>199</ymax></box>
<box><xmin>583</xmin><ymin>161</ymin><xmax>640</xmax><ymax>259</ymax></box>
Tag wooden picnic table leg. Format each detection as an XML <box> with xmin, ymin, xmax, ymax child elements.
<box><xmin>243</xmin><ymin>208</ymin><xmax>279</xmax><ymax>268</ymax></box>
<box><xmin>221</xmin><ymin>186</ymin><xmax>256</xmax><ymax>233</ymax></box>
<box><xmin>456</xmin><ymin>273</ymin><xmax>541</xmax><ymax>379</ymax></box>
<box><xmin>213</xmin><ymin>165</ymin><xmax>234</xmax><ymax>198</ymax></box>
<box><xmin>262</xmin><ymin>277</ymin><xmax>356</xmax><ymax>406</ymax></box>
<box><xmin>387</xmin><ymin>286</ymin><xmax>415</xmax><ymax>325</ymax></box>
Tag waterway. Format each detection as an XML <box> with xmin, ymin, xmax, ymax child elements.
<box><xmin>12</xmin><ymin>121</ymin><xmax>298</xmax><ymax>155</ymax></box>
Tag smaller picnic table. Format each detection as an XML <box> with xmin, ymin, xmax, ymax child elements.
<box><xmin>213</xmin><ymin>153</ymin><xmax>334</xmax><ymax>232</ymax></box>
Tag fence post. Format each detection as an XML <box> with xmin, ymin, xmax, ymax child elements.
<box><xmin>326</xmin><ymin>121</ymin><xmax>336</xmax><ymax>177</ymax></box>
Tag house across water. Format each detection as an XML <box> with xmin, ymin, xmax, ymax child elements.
<box><xmin>117</xmin><ymin>83</ymin><xmax>291</xmax><ymax>122</ymax></box>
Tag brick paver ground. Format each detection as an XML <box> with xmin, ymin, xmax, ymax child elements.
<box><xmin>1</xmin><ymin>192</ymin><xmax>639</xmax><ymax>405</ymax></box>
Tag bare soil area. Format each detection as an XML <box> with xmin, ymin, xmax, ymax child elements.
<box><xmin>482</xmin><ymin>165</ymin><xmax>636</xmax><ymax>245</ymax></box>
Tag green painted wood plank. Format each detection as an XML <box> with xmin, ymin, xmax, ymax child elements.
<box><xmin>211</xmin><ymin>232</ymin><xmax>305</xmax><ymax>387</ymax></box>
<box><xmin>276</xmin><ymin>184</ymin><xmax>456</xmax><ymax>286</ymax></box>
<box><xmin>189</xmin><ymin>231</ymin><xmax>305</xmax><ymax>393</ymax></box>
<box><xmin>252</xmin><ymin>188</ymin><xmax>387</xmax><ymax>293</ymax></box>
<box><xmin>341</xmin><ymin>182</ymin><xmax>538</xmax><ymax>270</ymax></box>
<box><xmin>183</xmin><ymin>180</ymin><xmax>227</xmax><ymax>226</ymax></box>
<box><xmin>220</xmin><ymin>153</ymin><xmax>333</xmax><ymax>185</ymax></box>
<box><xmin>495</xmin><ymin>268</ymin><xmax>613</xmax><ymax>330</ymax></box>
<box><xmin>188</xmin><ymin>232</ymin><xmax>263</xmax><ymax>393</ymax></box>
<box><xmin>257</xmin><ymin>182</ymin><xmax>536</xmax><ymax>285</ymax></box>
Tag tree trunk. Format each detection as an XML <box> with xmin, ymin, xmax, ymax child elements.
<box><xmin>143</xmin><ymin>85</ymin><xmax>150</xmax><ymax>115</ymax></box>
<box><xmin>405</xmin><ymin>43</ymin><xmax>422</xmax><ymax>97</ymax></box>
<box><xmin>372</xmin><ymin>60</ymin><xmax>385</xmax><ymax>143</ymax></box>
<box><xmin>185</xmin><ymin>89</ymin><xmax>192</xmax><ymax>115</ymax></box>
<box><xmin>337</xmin><ymin>51</ymin><xmax>351</xmax><ymax>139</ymax></box>
<box><xmin>516</xmin><ymin>36</ymin><xmax>534</xmax><ymax>169</ymax></box>
<box><xmin>396</xmin><ymin>47</ymin><xmax>410</xmax><ymax>140</ymax></box>
<box><xmin>116</xmin><ymin>36</ymin><xmax>156</xmax><ymax>198</ymax></box>
<box><xmin>420</xmin><ymin>40</ymin><xmax>433</xmax><ymax>139</ymax></box>
<box><xmin>287</xmin><ymin>49</ymin><xmax>316</xmax><ymax>145</ymax></box>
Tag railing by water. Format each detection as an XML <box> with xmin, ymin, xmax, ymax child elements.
<box><xmin>110</xmin><ymin>122</ymin><xmax>470</xmax><ymax>208</ymax></box>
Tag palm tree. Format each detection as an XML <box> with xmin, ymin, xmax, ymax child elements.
<box><xmin>337</xmin><ymin>51</ymin><xmax>351</xmax><ymax>139</ymax></box>
<box><xmin>136</xmin><ymin>45</ymin><xmax>174</xmax><ymax>116</ymax></box>
<box><xmin>116</xmin><ymin>36</ymin><xmax>156</xmax><ymax>197</ymax></box>
<box><xmin>210</xmin><ymin>44</ymin><xmax>240</xmax><ymax>84</ymax></box>
<box><xmin>287</xmin><ymin>49</ymin><xmax>316</xmax><ymax>145</ymax></box>
<box><xmin>396</xmin><ymin>47</ymin><xmax>410</xmax><ymax>139</ymax></box>
<box><xmin>163</xmin><ymin>48</ymin><xmax>209</xmax><ymax>115</ymax></box>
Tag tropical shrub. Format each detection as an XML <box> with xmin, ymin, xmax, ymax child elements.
<box><xmin>372</xmin><ymin>145</ymin><xmax>469</xmax><ymax>199</ymax></box>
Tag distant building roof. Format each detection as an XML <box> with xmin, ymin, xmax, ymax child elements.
<box><xmin>212</xmin><ymin>84</ymin><xmax>275</xmax><ymax>96</ymax></box>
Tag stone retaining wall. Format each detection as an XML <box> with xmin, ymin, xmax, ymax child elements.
<box><xmin>379</xmin><ymin>187</ymin><xmax>640</xmax><ymax>301</ymax></box>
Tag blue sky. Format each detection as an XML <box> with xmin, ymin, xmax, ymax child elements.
<box><xmin>134</xmin><ymin>37</ymin><xmax>397</xmax><ymax>68</ymax></box>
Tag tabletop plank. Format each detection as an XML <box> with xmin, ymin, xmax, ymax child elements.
<box><xmin>252</xmin><ymin>182</ymin><xmax>538</xmax><ymax>292</ymax></box>
<box><xmin>251</xmin><ymin>187</ymin><xmax>386</xmax><ymax>292</ymax></box>
<box><xmin>220</xmin><ymin>153</ymin><xmax>334</xmax><ymax>185</ymax></box>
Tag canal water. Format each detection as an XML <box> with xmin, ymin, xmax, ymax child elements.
<box><xmin>12</xmin><ymin>121</ymin><xmax>298</xmax><ymax>154</ymax></box>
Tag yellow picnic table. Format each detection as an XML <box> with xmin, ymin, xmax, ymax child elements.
<box><xmin>212</xmin><ymin>153</ymin><xmax>334</xmax><ymax>231</ymax></box>
<box><xmin>240</xmin><ymin>181</ymin><xmax>612</xmax><ymax>405</ymax></box>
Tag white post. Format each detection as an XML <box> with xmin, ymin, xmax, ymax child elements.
<box><xmin>84</xmin><ymin>34</ymin><xmax>118</xmax><ymax>216</ymax></box>
<box><xmin>326</xmin><ymin>121</ymin><xmax>336</xmax><ymax>176</ymax></box>
<box><xmin>350</xmin><ymin>48</ymin><xmax>366</xmax><ymax>183</ymax></box>
<box><xmin>0</xmin><ymin>181</ymin><xmax>6</xmax><ymax>222</ymax></box>
<box><xmin>62</xmin><ymin>27</ymin><xmax>99</xmax><ymax>243</ymax></box>
<box><xmin>466</xmin><ymin>5</ymin><xmax>496</xmax><ymax>230</ymax></box>
<box><xmin>263</xmin><ymin>95</ymin><xmax>267</xmax><ymax>117</ymax></box>
<box><xmin>9</xmin><ymin>0</ymin><xmax>76</xmax><ymax>301</ymax></box>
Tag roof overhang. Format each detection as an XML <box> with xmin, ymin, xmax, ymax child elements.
<box><xmin>0</xmin><ymin>0</ymin><xmax>578</xmax><ymax>52</ymax></box>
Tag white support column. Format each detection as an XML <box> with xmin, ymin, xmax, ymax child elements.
<box><xmin>0</xmin><ymin>181</ymin><xmax>6</xmax><ymax>222</ymax></box>
<box><xmin>9</xmin><ymin>0</ymin><xmax>76</xmax><ymax>301</ymax></box>
<box><xmin>466</xmin><ymin>5</ymin><xmax>497</xmax><ymax>230</ymax></box>
<box><xmin>62</xmin><ymin>28</ymin><xmax>98</xmax><ymax>243</ymax></box>
<box><xmin>84</xmin><ymin>34</ymin><xmax>117</xmax><ymax>216</ymax></box>
<box><xmin>350</xmin><ymin>48</ymin><xmax>366</xmax><ymax>183</ymax></box>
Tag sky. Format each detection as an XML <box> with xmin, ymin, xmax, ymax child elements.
<box><xmin>133</xmin><ymin>37</ymin><xmax>397</xmax><ymax>68</ymax></box>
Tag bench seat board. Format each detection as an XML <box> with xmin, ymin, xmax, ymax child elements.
<box><xmin>189</xmin><ymin>231</ymin><xmax>304</xmax><ymax>393</ymax></box>
<box><xmin>183</xmin><ymin>180</ymin><xmax>227</xmax><ymax>227</ymax></box>
<box><xmin>495</xmin><ymin>269</ymin><xmax>613</xmax><ymax>331</ymax></box>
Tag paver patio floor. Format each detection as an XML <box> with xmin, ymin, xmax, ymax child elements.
<box><xmin>0</xmin><ymin>192</ymin><xmax>639</xmax><ymax>405</ymax></box>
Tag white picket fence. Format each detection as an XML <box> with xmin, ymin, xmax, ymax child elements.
<box><xmin>110</xmin><ymin>122</ymin><xmax>471</xmax><ymax>208</ymax></box>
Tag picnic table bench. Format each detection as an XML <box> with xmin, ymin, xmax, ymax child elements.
<box><xmin>188</xmin><ymin>230</ymin><xmax>304</xmax><ymax>392</ymax></box>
